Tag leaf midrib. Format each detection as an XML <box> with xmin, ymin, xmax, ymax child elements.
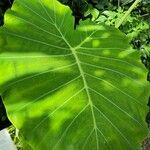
<box><xmin>54</xmin><ymin>23</ymin><xmax>100</xmax><ymax>148</ymax></box>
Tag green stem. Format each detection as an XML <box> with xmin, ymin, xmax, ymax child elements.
<box><xmin>115</xmin><ymin>0</ymin><xmax>141</xmax><ymax>28</ymax></box>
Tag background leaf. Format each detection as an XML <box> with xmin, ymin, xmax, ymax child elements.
<box><xmin>0</xmin><ymin>0</ymin><xmax>150</xmax><ymax>149</ymax></box>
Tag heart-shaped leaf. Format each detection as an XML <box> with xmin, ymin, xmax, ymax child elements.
<box><xmin>0</xmin><ymin>0</ymin><xmax>149</xmax><ymax>149</ymax></box>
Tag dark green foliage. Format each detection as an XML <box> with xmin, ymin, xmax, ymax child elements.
<box><xmin>141</xmin><ymin>55</ymin><xmax>150</xmax><ymax>128</ymax></box>
<box><xmin>132</xmin><ymin>0</ymin><xmax>150</xmax><ymax>23</ymax></box>
<box><xmin>57</xmin><ymin>0</ymin><xmax>136</xmax><ymax>28</ymax></box>
<box><xmin>0</xmin><ymin>97</ymin><xmax>12</xmax><ymax>130</ymax></box>
<box><xmin>141</xmin><ymin>55</ymin><xmax>150</xmax><ymax>82</ymax></box>
<box><xmin>146</xmin><ymin>112</ymin><xmax>150</xmax><ymax>128</ymax></box>
<box><xmin>141</xmin><ymin>56</ymin><xmax>150</xmax><ymax>71</ymax></box>
<box><xmin>0</xmin><ymin>0</ymin><xmax>14</xmax><ymax>26</ymax></box>
<box><xmin>146</xmin><ymin>97</ymin><xmax>150</xmax><ymax>128</ymax></box>
<box><xmin>147</xmin><ymin>72</ymin><xmax>150</xmax><ymax>82</ymax></box>
<box><xmin>123</xmin><ymin>0</ymin><xmax>150</xmax><ymax>54</ymax></box>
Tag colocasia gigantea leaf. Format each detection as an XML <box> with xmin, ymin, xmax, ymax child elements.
<box><xmin>0</xmin><ymin>0</ymin><xmax>14</xmax><ymax>26</ymax></box>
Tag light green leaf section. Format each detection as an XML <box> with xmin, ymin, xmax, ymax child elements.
<box><xmin>0</xmin><ymin>0</ymin><xmax>149</xmax><ymax>149</ymax></box>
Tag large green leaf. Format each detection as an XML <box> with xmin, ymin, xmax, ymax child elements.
<box><xmin>0</xmin><ymin>0</ymin><xmax>149</xmax><ymax>149</ymax></box>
